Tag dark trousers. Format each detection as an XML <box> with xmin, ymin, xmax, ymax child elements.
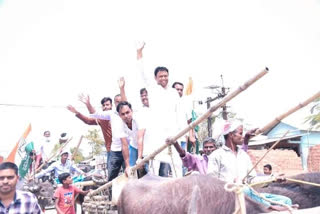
<box><xmin>159</xmin><ymin>162</ymin><xmax>172</xmax><ymax>177</ymax></box>
<box><xmin>108</xmin><ymin>151</ymin><xmax>124</xmax><ymax>182</ymax></box>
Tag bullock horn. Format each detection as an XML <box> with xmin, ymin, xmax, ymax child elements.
<box><xmin>87</xmin><ymin>68</ymin><xmax>269</xmax><ymax>198</ymax></box>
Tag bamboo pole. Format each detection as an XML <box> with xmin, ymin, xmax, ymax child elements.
<box><xmin>132</xmin><ymin>68</ymin><xmax>268</xmax><ymax>172</ymax></box>
<box><xmin>88</xmin><ymin>68</ymin><xmax>269</xmax><ymax>197</ymax></box>
<box><xmin>242</xmin><ymin>130</ymin><xmax>289</xmax><ymax>183</ymax></box>
<box><xmin>255</xmin><ymin>91</ymin><xmax>320</xmax><ymax>135</ymax></box>
<box><xmin>75</xmin><ymin>180</ymin><xmax>96</xmax><ymax>187</ymax></box>
<box><xmin>72</xmin><ymin>135</ymin><xmax>84</xmax><ymax>161</ymax></box>
<box><xmin>35</xmin><ymin>137</ymin><xmax>73</xmax><ymax>173</ymax></box>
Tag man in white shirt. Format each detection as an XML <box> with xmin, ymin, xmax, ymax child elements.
<box><xmin>35</xmin><ymin>131</ymin><xmax>54</xmax><ymax>169</ymax></box>
<box><xmin>116</xmin><ymin>101</ymin><xmax>145</xmax><ymax>177</ymax></box>
<box><xmin>207</xmin><ymin>121</ymin><xmax>297</xmax><ymax>211</ymax></box>
<box><xmin>89</xmin><ymin>108</ymin><xmax>126</xmax><ymax>182</ymax></box>
<box><xmin>135</xmin><ymin>43</ymin><xmax>183</xmax><ymax>177</ymax></box>
<box><xmin>172</xmin><ymin>81</ymin><xmax>193</xmax><ymax>175</ymax></box>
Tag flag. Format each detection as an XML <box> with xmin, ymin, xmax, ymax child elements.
<box><xmin>191</xmin><ymin>110</ymin><xmax>199</xmax><ymax>132</ymax></box>
<box><xmin>18</xmin><ymin>141</ymin><xmax>34</xmax><ymax>178</ymax></box>
<box><xmin>185</xmin><ymin>77</ymin><xmax>193</xmax><ymax>96</ymax></box>
<box><xmin>6</xmin><ymin>124</ymin><xmax>32</xmax><ymax>163</ymax></box>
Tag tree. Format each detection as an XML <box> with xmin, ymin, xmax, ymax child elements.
<box><xmin>70</xmin><ymin>147</ymin><xmax>85</xmax><ymax>163</ymax></box>
<box><xmin>305</xmin><ymin>98</ymin><xmax>320</xmax><ymax>129</ymax></box>
<box><xmin>85</xmin><ymin>129</ymin><xmax>104</xmax><ymax>158</ymax></box>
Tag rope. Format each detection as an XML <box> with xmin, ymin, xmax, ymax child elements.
<box><xmin>242</xmin><ymin>130</ymin><xmax>289</xmax><ymax>183</ymax></box>
<box><xmin>246</xmin><ymin>185</ymin><xmax>293</xmax><ymax>213</ymax></box>
<box><xmin>249</xmin><ymin>177</ymin><xmax>320</xmax><ymax>188</ymax></box>
<box><xmin>168</xmin><ymin>145</ymin><xmax>177</xmax><ymax>178</ymax></box>
<box><xmin>285</xmin><ymin>178</ymin><xmax>320</xmax><ymax>188</ymax></box>
<box><xmin>224</xmin><ymin>183</ymin><xmax>246</xmax><ymax>214</ymax></box>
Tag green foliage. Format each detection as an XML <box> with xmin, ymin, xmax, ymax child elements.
<box><xmin>305</xmin><ymin>98</ymin><xmax>320</xmax><ymax>129</ymax></box>
<box><xmin>70</xmin><ymin>147</ymin><xmax>85</xmax><ymax>163</ymax></box>
<box><xmin>51</xmin><ymin>143</ymin><xmax>62</xmax><ymax>160</ymax></box>
<box><xmin>85</xmin><ymin>129</ymin><xmax>104</xmax><ymax>157</ymax></box>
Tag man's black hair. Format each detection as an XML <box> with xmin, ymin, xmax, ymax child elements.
<box><xmin>0</xmin><ymin>162</ymin><xmax>18</xmax><ymax>175</ymax></box>
<box><xmin>116</xmin><ymin>101</ymin><xmax>132</xmax><ymax>113</ymax></box>
<box><xmin>101</xmin><ymin>97</ymin><xmax>112</xmax><ymax>105</ymax></box>
<box><xmin>43</xmin><ymin>130</ymin><xmax>50</xmax><ymax>135</ymax></box>
<box><xmin>154</xmin><ymin>66</ymin><xmax>169</xmax><ymax>77</ymax></box>
<box><xmin>172</xmin><ymin>82</ymin><xmax>184</xmax><ymax>88</ymax></box>
<box><xmin>58</xmin><ymin>172</ymin><xmax>71</xmax><ymax>184</ymax></box>
<box><xmin>203</xmin><ymin>137</ymin><xmax>216</xmax><ymax>146</ymax></box>
<box><xmin>140</xmin><ymin>88</ymin><xmax>148</xmax><ymax>95</ymax></box>
<box><xmin>264</xmin><ymin>164</ymin><xmax>272</xmax><ymax>171</ymax></box>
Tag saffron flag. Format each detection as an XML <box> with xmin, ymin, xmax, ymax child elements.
<box><xmin>185</xmin><ymin>77</ymin><xmax>193</xmax><ymax>96</ymax></box>
<box><xmin>6</xmin><ymin>124</ymin><xmax>32</xmax><ymax>163</ymax></box>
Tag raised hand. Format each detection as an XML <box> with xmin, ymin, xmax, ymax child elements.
<box><xmin>118</xmin><ymin>77</ymin><xmax>125</xmax><ymax>89</ymax></box>
<box><xmin>78</xmin><ymin>93</ymin><xmax>91</xmax><ymax>106</ymax></box>
<box><xmin>136</xmin><ymin>41</ymin><xmax>145</xmax><ymax>60</ymax></box>
<box><xmin>67</xmin><ymin>105</ymin><xmax>78</xmax><ymax>114</ymax></box>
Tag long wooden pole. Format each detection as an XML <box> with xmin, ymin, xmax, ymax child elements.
<box><xmin>255</xmin><ymin>91</ymin><xmax>320</xmax><ymax>135</ymax></box>
<box><xmin>242</xmin><ymin>130</ymin><xmax>289</xmax><ymax>183</ymax></box>
<box><xmin>87</xmin><ymin>68</ymin><xmax>269</xmax><ymax>197</ymax></box>
<box><xmin>72</xmin><ymin>135</ymin><xmax>84</xmax><ymax>161</ymax></box>
<box><xmin>132</xmin><ymin>68</ymin><xmax>269</xmax><ymax>171</ymax></box>
<box><xmin>35</xmin><ymin>137</ymin><xmax>73</xmax><ymax>173</ymax></box>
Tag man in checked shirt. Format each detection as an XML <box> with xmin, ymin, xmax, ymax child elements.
<box><xmin>0</xmin><ymin>162</ymin><xmax>42</xmax><ymax>214</ymax></box>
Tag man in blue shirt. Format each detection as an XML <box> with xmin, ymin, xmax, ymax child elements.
<box><xmin>34</xmin><ymin>151</ymin><xmax>85</xmax><ymax>180</ymax></box>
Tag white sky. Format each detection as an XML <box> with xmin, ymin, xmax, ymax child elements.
<box><xmin>0</xmin><ymin>0</ymin><xmax>319</xmax><ymax>157</ymax></box>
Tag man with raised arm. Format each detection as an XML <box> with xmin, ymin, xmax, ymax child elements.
<box><xmin>67</xmin><ymin>96</ymin><xmax>113</xmax><ymax>155</ymax></box>
<box><xmin>135</xmin><ymin>43</ymin><xmax>183</xmax><ymax>177</ymax></box>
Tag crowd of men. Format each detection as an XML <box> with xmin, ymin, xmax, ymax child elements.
<box><xmin>0</xmin><ymin>43</ymin><xmax>299</xmax><ymax>213</ymax></box>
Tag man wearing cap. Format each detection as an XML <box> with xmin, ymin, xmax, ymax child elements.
<box><xmin>207</xmin><ymin>121</ymin><xmax>298</xmax><ymax>211</ymax></box>
<box><xmin>34</xmin><ymin>151</ymin><xmax>85</xmax><ymax>180</ymax></box>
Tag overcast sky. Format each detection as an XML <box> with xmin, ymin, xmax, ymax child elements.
<box><xmin>0</xmin><ymin>0</ymin><xmax>319</xmax><ymax>156</ymax></box>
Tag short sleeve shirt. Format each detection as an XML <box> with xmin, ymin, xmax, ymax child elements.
<box><xmin>54</xmin><ymin>185</ymin><xmax>81</xmax><ymax>214</ymax></box>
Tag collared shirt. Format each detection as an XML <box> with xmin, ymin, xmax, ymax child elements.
<box><xmin>0</xmin><ymin>190</ymin><xmax>42</xmax><ymax>214</ymax></box>
<box><xmin>207</xmin><ymin>145</ymin><xmax>256</xmax><ymax>183</ymax></box>
<box><xmin>120</xmin><ymin>117</ymin><xmax>142</xmax><ymax>149</ymax></box>
<box><xmin>181</xmin><ymin>152</ymin><xmax>208</xmax><ymax>175</ymax></box>
<box><xmin>137</xmin><ymin>59</ymin><xmax>182</xmax><ymax>165</ymax></box>
<box><xmin>35</xmin><ymin>160</ymin><xmax>83</xmax><ymax>179</ymax></box>
<box><xmin>90</xmin><ymin>110</ymin><xmax>127</xmax><ymax>151</ymax></box>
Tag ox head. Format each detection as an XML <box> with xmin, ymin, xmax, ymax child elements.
<box><xmin>23</xmin><ymin>180</ymin><xmax>55</xmax><ymax>209</ymax></box>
